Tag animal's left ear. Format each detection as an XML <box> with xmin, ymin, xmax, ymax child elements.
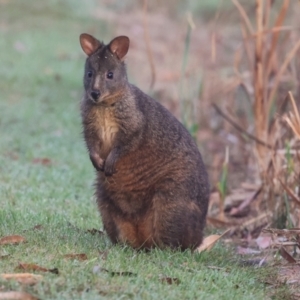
<box><xmin>109</xmin><ymin>36</ymin><xmax>130</xmax><ymax>60</ymax></box>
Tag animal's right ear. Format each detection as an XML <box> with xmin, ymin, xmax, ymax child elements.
<box><xmin>79</xmin><ymin>33</ymin><xmax>102</xmax><ymax>56</ymax></box>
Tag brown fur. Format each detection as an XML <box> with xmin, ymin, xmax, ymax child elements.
<box><xmin>79</xmin><ymin>34</ymin><xmax>210</xmax><ymax>250</ymax></box>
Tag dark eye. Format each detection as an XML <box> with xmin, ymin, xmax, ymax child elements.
<box><xmin>107</xmin><ymin>72</ymin><xmax>113</xmax><ymax>79</ymax></box>
<box><xmin>87</xmin><ymin>71</ymin><xmax>93</xmax><ymax>78</ymax></box>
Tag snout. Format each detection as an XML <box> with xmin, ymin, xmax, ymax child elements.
<box><xmin>90</xmin><ymin>89</ymin><xmax>101</xmax><ymax>102</ymax></box>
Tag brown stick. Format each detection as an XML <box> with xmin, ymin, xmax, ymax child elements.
<box><xmin>143</xmin><ymin>0</ymin><xmax>156</xmax><ymax>90</ymax></box>
<box><xmin>229</xmin><ymin>187</ymin><xmax>262</xmax><ymax>216</ymax></box>
<box><xmin>265</xmin><ymin>0</ymin><xmax>290</xmax><ymax>87</ymax></box>
<box><xmin>232</xmin><ymin>0</ymin><xmax>254</xmax><ymax>34</ymax></box>
<box><xmin>212</xmin><ymin>103</ymin><xmax>273</xmax><ymax>149</ymax></box>
<box><xmin>267</xmin><ymin>39</ymin><xmax>300</xmax><ymax>114</ymax></box>
<box><xmin>254</xmin><ymin>0</ymin><xmax>266</xmax><ymax>154</ymax></box>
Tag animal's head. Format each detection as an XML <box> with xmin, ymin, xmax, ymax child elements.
<box><xmin>79</xmin><ymin>34</ymin><xmax>130</xmax><ymax>104</ymax></box>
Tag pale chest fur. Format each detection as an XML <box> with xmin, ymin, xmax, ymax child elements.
<box><xmin>94</xmin><ymin>106</ymin><xmax>119</xmax><ymax>158</ymax></box>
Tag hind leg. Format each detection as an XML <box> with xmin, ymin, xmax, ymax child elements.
<box><xmin>150</xmin><ymin>189</ymin><xmax>206</xmax><ymax>250</ymax></box>
<box><xmin>98</xmin><ymin>199</ymin><xmax>145</xmax><ymax>248</ymax></box>
<box><xmin>97</xmin><ymin>201</ymin><xmax>119</xmax><ymax>244</ymax></box>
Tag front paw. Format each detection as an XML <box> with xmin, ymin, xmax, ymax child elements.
<box><xmin>89</xmin><ymin>153</ymin><xmax>104</xmax><ymax>172</ymax></box>
<box><xmin>104</xmin><ymin>159</ymin><xmax>116</xmax><ymax>177</ymax></box>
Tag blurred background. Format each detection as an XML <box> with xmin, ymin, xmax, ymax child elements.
<box><xmin>1</xmin><ymin>0</ymin><xmax>300</xmax><ymax>235</ymax></box>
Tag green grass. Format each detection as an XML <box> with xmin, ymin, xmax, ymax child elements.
<box><xmin>0</xmin><ymin>1</ymin><xmax>288</xmax><ymax>299</ymax></box>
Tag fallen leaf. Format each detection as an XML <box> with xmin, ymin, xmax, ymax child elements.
<box><xmin>278</xmin><ymin>264</ymin><xmax>300</xmax><ymax>284</ymax></box>
<box><xmin>206</xmin><ymin>217</ymin><xmax>237</xmax><ymax>228</ymax></box>
<box><xmin>159</xmin><ymin>277</ymin><xmax>180</xmax><ymax>285</ymax></box>
<box><xmin>279</xmin><ymin>247</ymin><xmax>297</xmax><ymax>263</ymax></box>
<box><xmin>92</xmin><ymin>266</ymin><xmax>136</xmax><ymax>277</ymax></box>
<box><xmin>239</xmin><ymin>258</ymin><xmax>268</xmax><ymax>267</ymax></box>
<box><xmin>63</xmin><ymin>253</ymin><xmax>87</xmax><ymax>261</ymax></box>
<box><xmin>23</xmin><ymin>225</ymin><xmax>43</xmax><ymax>232</ymax></box>
<box><xmin>228</xmin><ymin>188</ymin><xmax>261</xmax><ymax>217</ymax></box>
<box><xmin>110</xmin><ymin>271</ymin><xmax>136</xmax><ymax>277</ymax></box>
<box><xmin>86</xmin><ymin>228</ymin><xmax>104</xmax><ymax>235</ymax></box>
<box><xmin>262</xmin><ymin>228</ymin><xmax>300</xmax><ymax>235</ymax></box>
<box><xmin>31</xmin><ymin>158</ymin><xmax>52</xmax><ymax>166</ymax></box>
<box><xmin>278</xmin><ymin>178</ymin><xmax>300</xmax><ymax>206</ymax></box>
<box><xmin>16</xmin><ymin>263</ymin><xmax>59</xmax><ymax>274</ymax></box>
<box><xmin>0</xmin><ymin>291</ymin><xmax>38</xmax><ymax>300</ymax></box>
<box><xmin>0</xmin><ymin>235</ymin><xmax>26</xmax><ymax>245</ymax></box>
<box><xmin>1</xmin><ymin>273</ymin><xmax>42</xmax><ymax>285</ymax></box>
<box><xmin>241</xmin><ymin>182</ymin><xmax>261</xmax><ymax>191</ymax></box>
<box><xmin>197</xmin><ymin>229</ymin><xmax>230</xmax><ymax>253</ymax></box>
<box><xmin>98</xmin><ymin>250</ymin><xmax>109</xmax><ymax>260</ymax></box>
<box><xmin>237</xmin><ymin>246</ymin><xmax>261</xmax><ymax>255</ymax></box>
<box><xmin>256</xmin><ymin>234</ymin><xmax>273</xmax><ymax>249</ymax></box>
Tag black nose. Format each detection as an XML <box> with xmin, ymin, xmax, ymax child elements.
<box><xmin>90</xmin><ymin>90</ymin><xmax>100</xmax><ymax>101</ymax></box>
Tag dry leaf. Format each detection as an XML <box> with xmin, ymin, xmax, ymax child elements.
<box><xmin>206</xmin><ymin>217</ymin><xmax>237</xmax><ymax>228</ymax></box>
<box><xmin>1</xmin><ymin>273</ymin><xmax>42</xmax><ymax>285</ymax></box>
<box><xmin>279</xmin><ymin>247</ymin><xmax>297</xmax><ymax>263</ymax></box>
<box><xmin>278</xmin><ymin>178</ymin><xmax>300</xmax><ymax>206</ymax></box>
<box><xmin>98</xmin><ymin>250</ymin><xmax>109</xmax><ymax>260</ymax></box>
<box><xmin>0</xmin><ymin>291</ymin><xmax>38</xmax><ymax>300</ymax></box>
<box><xmin>159</xmin><ymin>277</ymin><xmax>180</xmax><ymax>285</ymax></box>
<box><xmin>256</xmin><ymin>234</ymin><xmax>273</xmax><ymax>249</ymax></box>
<box><xmin>31</xmin><ymin>158</ymin><xmax>52</xmax><ymax>166</ymax></box>
<box><xmin>197</xmin><ymin>229</ymin><xmax>230</xmax><ymax>253</ymax></box>
<box><xmin>0</xmin><ymin>235</ymin><xmax>26</xmax><ymax>245</ymax></box>
<box><xmin>109</xmin><ymin>270</ymin><xmax>136</xmax><ymax>277</ymax></box>
<box><xmin>85</xmin><ymin>228</ymin><xmax>104</xmax><ymax>235</ymax></box>
<box><xmin>23</xmin><ymin>225</ymin><xmax>43</xmax><ymax>232</ymax></box>
<box><xmin>278</xmin><ymin>264</ymin><xmax>300</xmax><ymax>284</ymax></box>
<box><xmin>63</xmin><ymin>253</ymin><xmax>87</xmax><ymax>261</ymax></box>
<box><xmin>237</xmin><ymin>246</ymin><xmax>261</xmax><ymax>255</ymax></box>
<box><xmin>239</xmin><ymin>258</ymin><xmax>268</xmax><ymax>267</ymax></box>
<box><xmin>92</xmin><ymin>266</ymin><xmax>136</xmax><ymax>277</ymax></box>
<box><xmin>17</xmin><ymin>263</ymin><xmax>59</xmax><ymax>274</ymax></box>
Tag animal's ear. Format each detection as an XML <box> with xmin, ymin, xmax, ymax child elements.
<box><xmin>109</xmin><ymin>36</ymin><xmax>130</xmax><ymax>60</ymax></box>
<box><xmin>79</xmin><ymin>33</ymin><xmax>102</xmax><ymax>56</ymax></box>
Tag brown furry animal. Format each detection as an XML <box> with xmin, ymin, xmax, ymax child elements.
<box><xmin>79</xmin><ymin>34</ymin><xmax>209</xmax><ymax>250</ymax></box>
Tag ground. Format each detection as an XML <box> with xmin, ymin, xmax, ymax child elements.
<box><xmin>0</xmin><ymin>1</ymin><xmax>296</xmax><ymax>299</ymax></box>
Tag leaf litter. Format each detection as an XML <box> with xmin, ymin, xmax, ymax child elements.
<box><xmin>63</xmin><ymin>253</ymin><xmax>88</xmax><ymax>261</ymax></box>
<box><xmin>197</xmin><ymin>229</ymin><xmax>230</xmax><ymax>253</ymax></box>
<box><xmin>93</xmin><ymin>266</ymin><xmax>136</xmax><ymax>277</ymax></box>
<box><xmin>159</xmin><ymin>276</ymin><xmax>180</xmax><ymax>285</ymax></box>
<box><xmin>16</xmin><ymin>263</ymin><xmax>59</xmax><ymax>275</ymax></box>
<box><xmin>31</xmin><ymin>158</ymin><xmax>52</xmax><ymax>166</ymax></box>
<box><xmin>23</xmin><ymin>225</ymin><xmax>43</xmax><ymax>233</ymax></box>
<box><xmin>1</xmin><ymin>273</ymin><xmax>42</xmax><ymax>285</ymax></box>
<box><xmin>0</xmin><ymin>235</ymin><xmax>26</xmax><ymax>245</ymax></box>
<box><xmin>0</xmin><ymin>291</ymin><xmax>38</xmax><ymax>300</ymax></box>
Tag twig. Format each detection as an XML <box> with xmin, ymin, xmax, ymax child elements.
<box><xmin>265</xmin><ymin>0</ymin><xmax>290</xmax><ymax>86</ymax></box>
<box><xmin>212</xmin><ymin>103</ymin><xmax>273</xmax><ymax>149</ymax></box>
<box><xmin>232</xmin><ymin>0</ymin><xmax>254</xmax><ymax>34</ymax></box>
<box><xmin>143</xmin><ymin>0</ymin><xmax>156</xmax><ymax>91</ymax></box>
<box><xmin>254</xmin><ymin>0</ymin><xmax>266</xmax><ymax>150</ymax></box>
<box><xmin>267</xmin><ymin>39</ymin><xmax>300</xmax><ymax>114</ymax></box>
<box><xmin>229</xmin><ymin>187</ymin><xmax>262</xmax><ymax>216</ymax></box>
<box><xmin>278</xmin><ymin>178</ymin><xmax>300</xmax><ymax>206</ymax></box>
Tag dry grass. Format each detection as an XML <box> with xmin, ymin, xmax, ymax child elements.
<box><xmin>207</xmin><ymin>0</ymin><xmax>300</xmax><ymax>230</ymax></box>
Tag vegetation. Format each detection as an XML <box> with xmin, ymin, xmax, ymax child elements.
<box><xmin>0</xmin><ymin>0</ymin><xmax>299</xmax><ymax>299</ymax></box>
